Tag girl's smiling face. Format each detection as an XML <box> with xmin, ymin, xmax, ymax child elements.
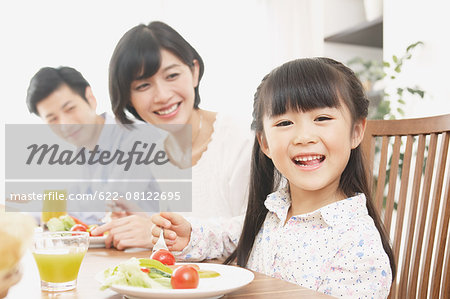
<box><xmin>259</xmin><ymin>102</ymin><xmax>365</xmax><ymax>199</ymax></box>
<box><xmin>130</xmin><ymin>49</ymin><xmax>199</xmax><ymax>126</ymax></box>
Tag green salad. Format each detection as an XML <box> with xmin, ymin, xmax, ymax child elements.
<box><xmin>46</xmin><ymin>215</ymin><xmax>76</xmax><ymax>231</ymax></box>
<box><xmin>101</xmin><ymin>258</ymin><xmax>172</xmax><ymax>290</ymax></box>
<box><xmin>100</xmin><ymin>258</ymin><xmax>220</xmax><ymax>290</ymax></box>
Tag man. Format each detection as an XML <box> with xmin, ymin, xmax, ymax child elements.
<box><xmin>26</xmin><ymin>67</ymin><xmax>105</xmax><ymax>148</ymax></box>
<box><xmin>26</xmin><ymin>66</ymin><xmax>159</xmax><ymax>225</ymax></box>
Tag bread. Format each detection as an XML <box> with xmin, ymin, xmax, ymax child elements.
<box><xmin>0</xmin><ymin>212</ymin><xmax>36</xmax><ymax>296</ymax></box>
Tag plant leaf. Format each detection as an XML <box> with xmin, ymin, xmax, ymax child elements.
<box><xmin>406</xmin><ymin>41</ymin><xmax>424</xmax><ymax>52</ymax></box>
<box><xmin>404</xmin><ymin>88</ymin><xmax>425</xmax><ymax>98</ymax></box>
<box><xmin>417</xmin><ymin>90</ymin><xmax>425</xmax><ymax>99</ymax></box>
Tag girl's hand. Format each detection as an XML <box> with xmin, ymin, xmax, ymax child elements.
<box><xmin>91</xmin><ymin>214</ymin><xmax>153</xmax><ymax>250</ymax></box>
<box><xmin>151</xmin><ymin>212</ymin><xmax>191</xmax><ymax>252</ymax></box>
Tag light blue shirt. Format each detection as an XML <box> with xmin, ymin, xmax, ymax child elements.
<box><xmin>68</xmin><ymin>113</ymin><xmax>161</xmax><ymax>224</ymax></box>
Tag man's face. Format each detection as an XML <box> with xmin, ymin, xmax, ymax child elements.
<box><xmin>36</xmin><ymin>84</ymin><xmax>103</xmax><ymax>147</ymax></box>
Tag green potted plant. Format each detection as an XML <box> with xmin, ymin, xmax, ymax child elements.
<box><xmin>348</xmin><ymin>42</ymin><xmax>428</xmax><ymax>208</ymax></box>
<box><xmin>347</xmin><ymin>41</ymin><xmax>426</xmax><ymax>120</ymax></box>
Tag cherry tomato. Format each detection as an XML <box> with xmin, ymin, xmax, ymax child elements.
<box><xmin>151</xmin><ymin>249</ymin><xmax>176</xmax><ymax>266</ymax></box>
<box><xmin>171</xmin><ymin>265</ymin><xmax>199</xmax><ymax>289</ymax></box>
<box><xmin>87</xmin><ymin>224</ymin><xmax>102</xmax><ymax>236</ymax></box>
<box><xmin>140</xmin><ymin>267</ymin><xmax>150</xmax><ymax>273</ymax></box>
<box><xmin>70</xmin><ymin>224</ymin><xmax>88</xmax><ymax>232</ymax></box>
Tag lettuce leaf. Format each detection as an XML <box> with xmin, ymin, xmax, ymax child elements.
<box><xmin>59</xmin><ymin>215</ymin><xmax>76</xmax><ymax>231</ymax></box>
<box><xmin>101</xmin><ymin>257</ymin><xmax>171</xmax><ymax>290</ymax></box>
<box><xmin>46</xmin><ymin>217</ymin><xmax>65</xmax><ymax>231</ymax></box>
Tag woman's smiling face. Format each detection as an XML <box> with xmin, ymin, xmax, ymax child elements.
<box><xmin>129</xmin><ymin>49</ymin><xmax>199</xmax><ymax>127</ymax></box>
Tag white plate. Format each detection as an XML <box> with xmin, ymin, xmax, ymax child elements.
<box><xmin>97</xmin><ymin>262</ymin><xmax>254</xmax><ymax>299</ymax></box>
<box><xmin>89</xmin><ymin>235</ymin><xmax>107</xmax><ymax>248</ymax></box>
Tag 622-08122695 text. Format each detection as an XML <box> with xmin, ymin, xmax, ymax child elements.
<box><xmin>9</xmin><ymin>191</ymin><xmax>182</xmax><ymax>202</ymax></box>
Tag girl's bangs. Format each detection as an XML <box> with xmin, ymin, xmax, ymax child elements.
<box><xmin>262</xmin><ymin>59</ymin><xmax>345</xmax><ymax>117</ymax></box>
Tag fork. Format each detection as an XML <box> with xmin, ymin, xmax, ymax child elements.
<box><xmin>152</xmin><ymin>228</ymin><xmax>168</xmax><ymax>253</ymax></box>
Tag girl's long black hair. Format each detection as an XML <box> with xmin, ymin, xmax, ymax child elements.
<box><xmin>224</xmin><ymin>57</ymin><xmax>396</xmax><ymax>281</ymax></box>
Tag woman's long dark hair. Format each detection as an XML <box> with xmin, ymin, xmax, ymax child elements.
<box><xmin>224</xmin><ymin>58</ymin><xmax>396</xmax><ymax>281</ymax></box>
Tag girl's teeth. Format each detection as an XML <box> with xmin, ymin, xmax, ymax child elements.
<box><xmin>294</xmin><ymin>155</ymin><xmax>322</xmax><ymax>162</ymax></box>
<box><xmin>157</xmin><ymin>103</ymin><xmax>178</xmax><ymax>115</ymax></box>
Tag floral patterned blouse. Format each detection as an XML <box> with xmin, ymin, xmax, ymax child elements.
<box><xmin>176</xmin><ymin>188</ymin><xmax>392</xmax><ymax>298</ymax></box>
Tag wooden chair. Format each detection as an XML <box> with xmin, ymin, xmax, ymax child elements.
<box><xmin>361</xmin><ymin>113</ymin><xmax>450</xmax><ymax>299</ymax></box>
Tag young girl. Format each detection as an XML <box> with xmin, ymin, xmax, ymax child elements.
<box><xmin>151</xmin><ymin>57</ymin><xmax>395</xmax><ymax>298</ymax></box>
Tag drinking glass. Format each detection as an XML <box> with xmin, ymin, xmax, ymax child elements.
<box><xmin>41</xmin><ymin>190</ymin><xmax>67</xmax><ymax>224</ymax></box>
<box><xmin>32</xmin><ymin>231</ymin><xmax>89</xmax><ymax>292</ymax></box>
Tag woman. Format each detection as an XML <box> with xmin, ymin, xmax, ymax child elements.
<box><xmin>92</xmin><ymin>21</ymin><xmax>251</xmax><ymax>250</ymax></box>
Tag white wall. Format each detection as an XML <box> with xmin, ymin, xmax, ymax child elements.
<box><xmin>384</xmin><ymin>0</ymin><xmax>450</xmax><ymax>118</ymax></box>
<box><xmin>324</xmin><ymin>43</ymin><xmax>383</xmax><ymax>66</ymax></box>
<box><xmin>0</xmin><ymin>0</ymin><xmax>322</xmax><ymax>127</ymax></box>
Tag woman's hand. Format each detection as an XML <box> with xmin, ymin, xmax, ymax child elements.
<box><xmin>151</xmin><ymin>212</ymin><xmax>191</xmax><ymax>252</ymax></box>
<box><xmin>91</xmin><ymin>214</ymin><xmax>153</xmax><ymax>250</ymax></box>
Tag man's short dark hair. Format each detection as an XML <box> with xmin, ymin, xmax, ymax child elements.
<box><xmin>26</xmin><ymin>66</ymin><xmax>90</xmax><ymax>115</ymax></box>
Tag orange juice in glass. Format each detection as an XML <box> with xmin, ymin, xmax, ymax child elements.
<box><xmin>41</xmin><ymin>190</ymin><xmax>67</xmax><ymax>223</ymax></box>
<box><xmin>32</xmin><ymin>231</ymin><xmax>89</xmax><ymax>291</ymax></box>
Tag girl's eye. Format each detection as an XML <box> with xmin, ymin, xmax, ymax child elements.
<box><xmin>65</xmin><ymin>106</ymin><xmax>75</xmax><ymax>112</ymax></box>
<box><xmin>315</xmin><ymin>116</ymin><xmax>332</xmax><ymax>122</ymax></box>
<box><xmin>167</xmin><ymin>73</ymin><xmax>179</xmax><ymax>80</ymax></box>
<box><xmin>275</xmin><ymin>120</ymin><xmax>293</xmax><ymax>127</ymax></box>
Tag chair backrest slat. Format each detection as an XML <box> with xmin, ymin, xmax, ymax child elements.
<box><xmin>384</xmin><ymin>135</ymin><xmax>402</xmax><ymax>233</ymax></box>
<box><xmin>366</xmin><ymin>133</ymin><xmax>377</xmax><ymax>191</ymax></box>
<box><xmin>361</xmin><ymin>114</ymin><xmax>450</xmax><ymax>298</ymax></box>
<box><xmin>443</xmin><ymin>239</ymin><xmax>450</xmax><ymax>297</ymax></box>
<box><xmin>375</xmin><ymin>136</ymin><xmax>390</xmax><ymax>211</ymax></box>
<box><xmin>408</xmin><ymin>133</ymin><xmax>439</xmax><ymax>298</ymax></box>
